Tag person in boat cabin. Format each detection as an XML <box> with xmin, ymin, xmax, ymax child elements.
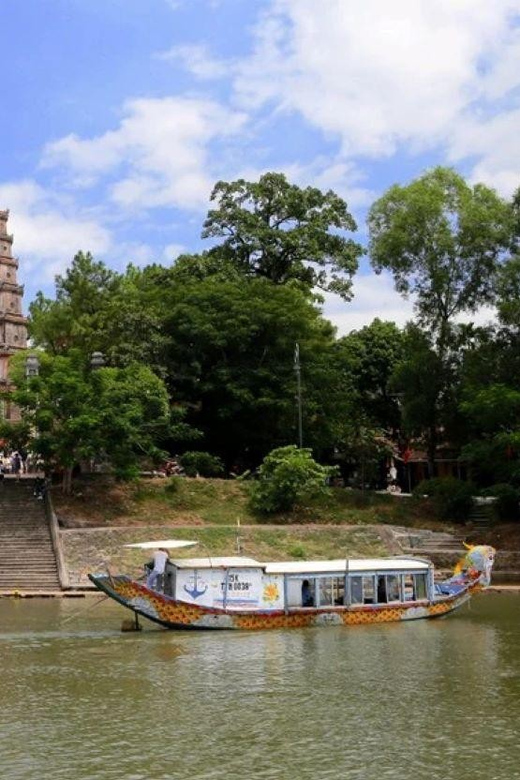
<box><xmin>146</xmin><ymin>548</ymin><xmax>170</xmax><ymax>590</ymax></box>
<box><xmin>301</xmin><ymin>579</ymin><xmax>314</xmax><ymax>607</ymax></box>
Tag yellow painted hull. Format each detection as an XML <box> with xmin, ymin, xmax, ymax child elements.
<box><xmin>89</xmin><ymin>574</ymin><xmax>480</xmax><ymax>630</ymax></box>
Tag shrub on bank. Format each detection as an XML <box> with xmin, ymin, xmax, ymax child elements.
<box><xmin>413</xmin><ymin>477</ymin><xmax>475</xmax><ymax>522</ymax></box>
<box><xmin>179</xmin><ymin>451</ymin><xmax>224</xmax><ymax>478</ymax></box>
<box><xmin>249</xmin><ymin>445</ymin><xmax>338</xmax><ymax>515</ymax></box>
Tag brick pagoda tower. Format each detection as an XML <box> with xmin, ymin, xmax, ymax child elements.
<box><xmin>0</xmin><ymin>210</ymin><xmax>28</xmax><ymax>420</ymax></box>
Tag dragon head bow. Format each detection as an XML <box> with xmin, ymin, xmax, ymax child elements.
<box><xmin>454</xmin><ymin>543</ymin><xmax>496</xmax><ymax>587</ymax></box>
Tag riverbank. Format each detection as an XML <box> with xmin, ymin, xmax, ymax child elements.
<box><xmin>46</xmin><ymin>475</ymin><xmax>520</xmax><ymax>588</ymax></box>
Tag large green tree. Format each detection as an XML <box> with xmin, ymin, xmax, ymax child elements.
<box><xmin>335</xmin><ymin>319</ymin><xmax>405</xmax><ymax>432</ymax></box>
<box><xmin>29</xmin><ymin>252</ymin><xmax>121</xmax><ymax>355</ymax></box>
<box><xmin>202</xmin><ymin>172</ymin><xmax>363</xmax><ymax>300</ymax></box>
<box><xmin>368</xmin><ymin>168</ymin><xmax>513</xmax><ymax>475</ymax></box>
<box><xmin>29</xmin><ymin>255</ymin><xmax>170</xmax><ymax>375</ymax></box>
<box><xmin>7</xmin><ymin>351</ymin><xmax>177</xmax><ymax>492</ymax></box>
<box><xmin>368</xmin><ymin>166</ymin><xmax>513</xmax><ymax>339</ymax></box>
<box><xmin>158</xmin><ymin>275</ymin><xmax>347</xmax><ymax>466</ymax></box>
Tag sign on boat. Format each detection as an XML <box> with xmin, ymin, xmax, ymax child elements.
<box><xmin>89</xmin><ymin>542</ymin><xmax>495</xmax><ymax>631</ymax></box>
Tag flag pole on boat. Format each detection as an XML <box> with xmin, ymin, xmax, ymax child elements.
<box><xmin>236</xmin><ymin>518</ymin><xmax>242</xmax><ymax>554</ymax></box>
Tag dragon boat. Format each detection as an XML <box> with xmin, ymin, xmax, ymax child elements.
<box><xmin>89</xmin><ymin>541</ymin><xmax>495</xmax><ymax>631</ymax></box>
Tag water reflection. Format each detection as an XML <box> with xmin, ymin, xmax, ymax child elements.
<box><xmin>1</xmin><ymin>594</ymin><xmax>519</xmax><ymax>780</ymax></box>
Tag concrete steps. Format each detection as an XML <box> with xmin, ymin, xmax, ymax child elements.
<box><xmin>0</xmin><ymin>480</ymin><xmax>61</xmax><ymax>590</ymax></box>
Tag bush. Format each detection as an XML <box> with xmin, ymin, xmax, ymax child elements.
<box><xmin>178</xmin><ymin>451</ymin><xmax>224</xmax><ymax>478</ymax></box>
<box><xmin>164</xmin><ymin>476</ymin><xmax>181</xmax><ymax>494</ymax></box>
<box><xmin>481</xmin><ymin>484</ymin><xmax>520</xmax><ymax>522</ymax></box>
<box><xmin>249</xmin><ymin>445</ymin><xmax>337</xmax><ymax>515</ymax></box>
<box><xmin>413</xmin><ymin>477</ymin><xmax>475</xmax><ymax>522</ymax></box>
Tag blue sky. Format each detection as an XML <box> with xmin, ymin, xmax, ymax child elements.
<box><xmin>2</xmin><ymin>0</ymin><xmax>520</xmax><ymax>333</ymax></box>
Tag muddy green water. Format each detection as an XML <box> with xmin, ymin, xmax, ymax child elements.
<box><xmin>1</xmin><ymin>594</ymin><xmax>519</xmax><ymax>780</ymax></box>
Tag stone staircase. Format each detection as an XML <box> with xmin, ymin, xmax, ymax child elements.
<box><xmin>388</xmin><ymin>526</ymin><xmax>520</xmax><ymax>583</ymax></box>
<box><xmin>0</xmin><ymin>479</ymin><xmax>61</xmax><ymax>591</ymax></box>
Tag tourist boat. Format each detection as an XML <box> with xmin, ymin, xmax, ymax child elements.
<box><xmin>88</xmin><ymin>541</ymin><xmax>495</xmax><ymax>630</ymax></box>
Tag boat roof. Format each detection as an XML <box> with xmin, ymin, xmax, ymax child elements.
<box><xmin>171</xmin><ymin>556</ymin><xmax>261</xmax><ymax>569</ymax></box>
<box><xmin>124</xmin><ymin>540</ymin><xmax>197</xmax><ymax>550</ymax></box>
<box><xmin>169</xmin><ymin>556</ymin><xmax>430</xmax><ymax>573</ymax></box>
<box><xmin>263</xmin><ymin>558</ymin><xmax>430</xmax><ymax>574</ymax></box>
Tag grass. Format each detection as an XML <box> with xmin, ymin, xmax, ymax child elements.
<box><xmin>61</xmin><ymin>523</ymin><xmax>389</xmax><ymax>580</ymax></box>
<box><xmin>53</xmin><ymin>474</ymin><xmax>445</xmax><ymax>530</ymax></box>
<box><xmin>55</xmin><ymin>475</ymin><xmax>512</xmax><ymax>584</ymax></box>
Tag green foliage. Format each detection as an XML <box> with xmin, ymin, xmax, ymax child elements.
<box><xmin>0</xmin><ymin>419</ymin><xmax>32</xmax><ymax>453</ymax></box>
<box><xmin>496</xmin><ymin>257</ymin><xmax>520</xmax><ymax>328</ymax></box>
<box><xmin>368</xmin><ymin>166</ymin><xmax>513</xmax><ymax>334</ymax></box>
<box><xmin>249</xmin><ymin>445</ymin><xmax>337</xmax><ymax>514</ymax></box>
<box><xmin>390</xmin><ymin>323</ymin><xmax>468</xmax><ymax>476</ymax></box>
<box><xmin>6</xmin><ymin>351</ymin><xmax>173</xmax><ymax>490</ymax></box>
<box><xmin>179</xmin><ymin>451</ymin><xmax>224</xmax><ymax>478</ymax></box>
<box><xmin>336</xmin><ymin>319</ymin><xmax>405</xmax><ymax>430</ymax></box>
<box><xmin>367</xmin><ymin>167</ymin><xmax>513</xmax><ymax>476</ymax></box>
<box><xmin>160</xmin><ymin>274</ymin><xmax>343</xmax><ymax>464</ymax></box>
<box><xmin>164</xmin><ymin>476</ymin><xmax>181</xmax><ymax>494</ymax></box>
<box><xmin>22</xmin><ymin>169</ymin><xmax>520</xmax><ymax>497</ymax></box>
<box><xmin>336</xmin><ymin>419</ymin><xmax>393</xmax><ymax>489</ymax></box>
<box><xmin>29</xmin><ymin>252</ymin><xmax>121</xmax><ymax>356</ymax></box>
<box><xmin>288</xmin><ymin>544</ymin><xmax>307</xmax><ymax>559</ymax></box>
<box><xmin>202</xmin><ymin>172</ymin><xmax>363</xmax><ymax>300</ymax></box>
<box><xmin>461</xmin><ymin>384</ymin><xmax>520</xmax><ymax>434</ymax></box>
<box><xmin>460</xmin><ymin>386</ymin><xmax>520</xmax><ymax>486</ymax></box>
<box><xmin>481</xmin><ymin>484</ymin><xmax>520</xmax><ymax>522</ymax></box>
<box><xmin>414</xmin><ymin>477</ymin><xmax>475</xmax><ymax>522</ymax></box>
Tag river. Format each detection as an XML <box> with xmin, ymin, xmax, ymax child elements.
<box><xmin>1</xmin><ymin>593</ymin><xmax>519</xmax><ymax>780</ymax></box>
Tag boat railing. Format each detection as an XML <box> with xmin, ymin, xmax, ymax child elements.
<box><xmin>142</xmin><ymin>565</ymin><xmax>175</xmax><ymax>597</ymax></box>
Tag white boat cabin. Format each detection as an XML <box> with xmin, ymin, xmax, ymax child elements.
<box><xmin>160</xmin><ymin>556</ymin><xmax>434</xmax><ymax>611</ymax></box>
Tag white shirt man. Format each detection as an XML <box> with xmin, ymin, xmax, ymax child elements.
<box><xmin>146</xmin><ymin>548</ymin><xmax>169</xmax><ymax>590</ymax></box>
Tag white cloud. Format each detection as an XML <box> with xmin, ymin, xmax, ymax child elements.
<box><xmin>232</xmin><ymin>0</ymin><xmax>520</xmax><ymax>179</ymax></box>
<box><xmin>157</xmin><ymin>44</ymin><xmax>231</xmax><ymax>79</ymax></box>
<box><xmin>163</xmin><ymin>243</ymin><xmax>185</xmax><ymax>261</ymax></box>
<box><xmin>324</xmin><ymin>272</ymin><xmax>416</xmax><ymax>335</ymax></box>
<box><xmin>448</xmin><ymin>107</ymin><xmax>520</xmax><ymax>196</ymax></box>
<box><xmin>43</xmin><ymin>96</ymin><xmax>248</xmax><ymax>211</ymax></box>
<box><xmin>0</xmin><ymin>180</ymin><xmax>111</xmax><ymax>283</ymax></box>
<box><xmin>324</xmin><ymin>271</ymin><xmax>498</xmax><ymax>336</ymax></box>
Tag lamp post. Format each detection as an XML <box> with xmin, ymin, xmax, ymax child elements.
<box><xmin>294</xmin><ymin>342</ymin><xmax>303</xmax><ymax>449</ymax></box>
<box><xmin>25</xmin><ymin>354</ymin><xmax>40</xmax><ymax>378</ymax></box>
<box><xmin>90</xmin><ymin>352</ymin><xmax>106</xmax><ymax>370</ymax></box>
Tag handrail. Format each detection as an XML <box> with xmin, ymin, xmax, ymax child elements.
<box><xmin>44</xmin><ymin>487</ymin><xmax>70</xmax><ymax>589</ymax></box>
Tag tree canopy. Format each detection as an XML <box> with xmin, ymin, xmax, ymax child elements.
<box><xmin>368</xmin><ymin>167</ymin><xmax>513</xmax><ymax>337</ymax></box>
<box><xmin>202</xmin><ymin>172</ymin><xmax>363</xmax><ymax>300</ymax></box>
<box><xmin>7</xmin><ymin>351</ymin><xmax>176</xmax><ymax>491</ymax></box>
<box><xmin>11</xmin><ymin>167</ymin><xmax>520</xmax><ymax>497</ymax></box>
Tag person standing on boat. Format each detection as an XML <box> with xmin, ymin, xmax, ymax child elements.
<box><xmin>146</xmin><ymin>548</ymin><xmax>169</xmax><ymax>591</ymax></box>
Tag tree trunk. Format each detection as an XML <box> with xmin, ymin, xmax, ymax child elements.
<box><xmin>62</xmin><ymin>465</ymin><xmax>73</xmax><ymax>495</ymax></box>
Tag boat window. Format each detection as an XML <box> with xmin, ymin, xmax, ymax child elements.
<box><xmin>377</xmin><ymin>576</ymin><xmax>387</xmax><ymax>603</ymax></box>
<box><xmin>386</xmin><ymin>574</ymin><xmax>401</xmax><ymax>602</ymax></box>
<box><xmin>300</xmin><ymin>578</ymin><xmax>316</xmax><ymax>607</ymax></box>
<box><xmin>414</xmin><ymin>573</ymin><xmax>428</xmax><ymax>600</ymax></box>
<box><xmin>363</xmin><ymin>576</ymin><xmax>375</xmax><ymax>604</ymax></box>
<box><xmin>350</xmin><ymin>575</ymin><xmax>376</xmax><ymax>604</ymax></box>
<box><xmin>376</xmin><ymin>574</ymin><xmax>401</xmax><ymax>603</ymax></box>
<box><xmin>403</xmin><ymin>574</ymin><xmax>415</xmax><ymax>601</ymax></box>
<box><xmin>318</xmin><ymin>577</ymin><xmax>344</xmax><ymax>607</ymax></box>
<box><xmin>350</xmin><ymin>576</ymin><xmax>364</xmax><ymax>604</ymax></box>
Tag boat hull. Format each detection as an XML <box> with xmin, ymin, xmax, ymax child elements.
<box><xmin>88</xmin><ymin>574</ymin><xmax>479</xmax><ymax>630</ymax></box>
